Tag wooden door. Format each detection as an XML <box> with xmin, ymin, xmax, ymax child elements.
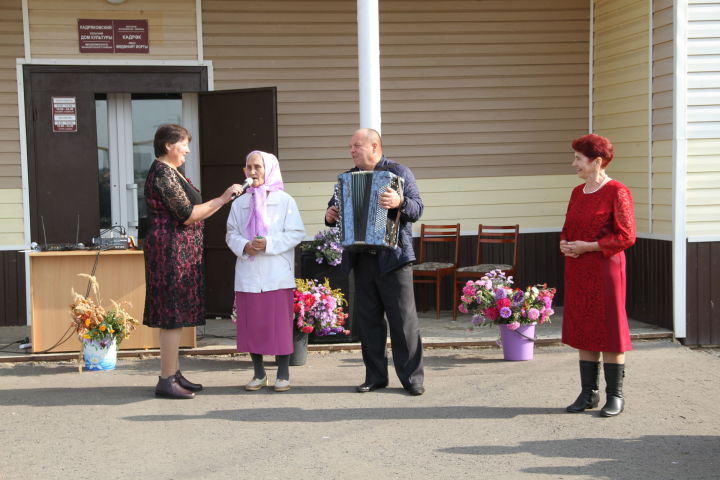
<box><xmin>198</xmin><ymin>87</ymin><xmax>278</xmax><ymax>316</ymax></box>
<box><xmin>26</xmin><ymin>87</ymin><xmax>100</xmax><ymax>246</ymax></box>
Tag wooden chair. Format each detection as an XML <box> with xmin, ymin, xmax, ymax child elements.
<box><xmin>411</xmin><ymin>224</ymin><xmax>461</xmax><ymax>319</ymax></box>
<box><xmin>453</xmin><ymin>224</ymin><xmax>520</xmax><ymax>320</ymax></box>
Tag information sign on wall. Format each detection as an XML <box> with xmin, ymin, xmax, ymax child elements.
<box><xmin>114</xmin><ymin>20</ymin><xmax>149</xmax><ymax>53</ymax></box>
<box><xmin>78</xmin><ymin>19</ymin><xmax>149</xmax><ymax>54</ymax></box>
<box><xmin>52</xmin><ymin>97</ymin><xmax>77</xmax><ymax>133</ymax></box>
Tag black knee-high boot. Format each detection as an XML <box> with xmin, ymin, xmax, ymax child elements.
<box><xmin>566</xmin><ymin>360</ymin><xmax>600</xmax><ymax>413</ymax></box>
<box><xmin>600</xmin><ymin>362</ymin><xmax>625</xmax><ymax>417</ymax></box>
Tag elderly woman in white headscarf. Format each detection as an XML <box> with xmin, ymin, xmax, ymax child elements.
<box><xmin>226</xmin><ymin>150</ymin><xmax>305</xmax><ymax>392</ymax></box>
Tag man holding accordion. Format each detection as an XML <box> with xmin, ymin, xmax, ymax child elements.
<box><xmin>324</xmin><ymin>128</ymin><xmax>426</xmax><ymax>396</ymax></box>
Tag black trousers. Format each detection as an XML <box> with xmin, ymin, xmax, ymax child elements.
<box><xmin>353</xmin><ymin>254</ymin><xmax>424</xmax><ymax>388</ymax></box>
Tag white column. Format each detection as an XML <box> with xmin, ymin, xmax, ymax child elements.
<box><xmin>672</xmin><ymin>0</ymin><xmax>687</xmax><ymax>339</ymax></box>
<box><xmin>357</xmin><ymin>0</ymin><xmax>381</xmax><ymax>133</ymax></box>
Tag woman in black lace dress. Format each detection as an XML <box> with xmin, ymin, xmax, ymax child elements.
<box><xmin>144</xmin><ymin>124</ymin><xmax>243</xmax><ymax>399</ymax></box>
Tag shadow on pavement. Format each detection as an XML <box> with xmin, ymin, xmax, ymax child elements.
<box><xmin>0</xmin><ymin>355</ymin><xmax>255</xmax><ymax>377</ymax></box>
<box><xmin>423</xmin><ymin>353</ymin><xmax>508</xmax><ymax>369</ymax></box>
<box><xmin>0</xmin><ymin>386</ymin><xmax>152</xmax><ymax>406</ymax></box>
<box><xmin>440</xmin><ymin>435</ymin><xmax>720</xmax><ymax>479</ymax></box>
<box><xmin>122</xmin><ymin>404</ymin><xmax>566</xmax><ymax>423</ymax></box>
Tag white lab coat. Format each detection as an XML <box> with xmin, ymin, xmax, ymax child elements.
<box><xmin>226</xmin><ymin>190</ymin><xmax>305</xmax><ymax>292</ymax></box>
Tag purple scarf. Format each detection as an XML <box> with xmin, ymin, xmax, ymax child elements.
<box><xmin>244</xmin><ymin>151</ymin><xmax>284</xmax><ymax>238</ymax></box>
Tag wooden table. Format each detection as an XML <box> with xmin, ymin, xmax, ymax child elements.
<box><xmin>28</xmin><ymin>249</ymin><xmax>196</xmax><ymax>353</ymax></box>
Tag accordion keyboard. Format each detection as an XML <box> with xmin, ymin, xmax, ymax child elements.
<box><xmin>337</xmin><ymin>170</ymin><xmax>404</xmax><ymax>250</ymax></box>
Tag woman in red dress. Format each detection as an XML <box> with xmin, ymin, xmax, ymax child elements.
<box><xmin>560</xmin><ymin>134</ymin><xmax>636</xmax><ymax>417</ymax></box>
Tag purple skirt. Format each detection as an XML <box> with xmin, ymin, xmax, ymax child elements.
<box><xmin>234</xmin><ymin>289</ymin><xmax>294</xmax><ymax>355</ymax></box>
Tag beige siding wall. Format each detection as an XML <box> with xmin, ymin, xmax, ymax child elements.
<box><xmin>285</xmin><ymin>175</ymin><xmax>579</xmax><ymax>238</ymax></box>
<box><xmin>27</xmin><ymin>0</ymin><xmax>197</xmax><ymax>60</ymax></box>
<box><xmin>686</xmin><ymin>1</ymin><xmax>720</xmax><ymax>238</ymax></box>
<box><xmin>204</xmin><ymin>0</ymin><xmax>358</xmax><ymax>182</ymax></box>
<box><xmin>686</xmin><ymin>140</ymin><xmax>720</xmax><ymax>236</ymax></box>
<box><xmin>651</xmin><ymin>0</ymin><xmax>673</xmax><ymax>236</ymax></box>
<box><xmin>593</xmin><ymin>0</ymin><xmax>650</xmax><ymax>234</ymax></box>
<box><xmin>0</xmin><ymin>0</ymin><xmax>23</xmax><ymax>247</ymax></box>
<box><xmin>204</xmin><ymin>0</ymin><xmax>589</xmax><ymax>236</ymax></box>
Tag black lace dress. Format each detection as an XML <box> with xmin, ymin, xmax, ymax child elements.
<box><xmin>143</xmin><ymin>160</ymin><xmax>206</xmax><ymax>328</ymax></box>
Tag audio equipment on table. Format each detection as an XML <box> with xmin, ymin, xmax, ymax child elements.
<box><xmin>39</xmin><ymin>214</ymin><xmax>88</xmax><ymax>251</ymax></box>
<box><xmin>91</xmin><ymin>226</ymin><xmax>130</xmax><ymax>250</ymax></box>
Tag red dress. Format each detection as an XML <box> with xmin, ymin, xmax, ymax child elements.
<box><xmin>560</xmin><ymin>180</ymin><xmax>636</xmax><ymax>352</ymax></box>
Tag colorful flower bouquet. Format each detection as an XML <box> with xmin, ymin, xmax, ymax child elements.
<box><xmin>293</xmin><ymin>278</ymin><xmax>350</xmax><ymax>336</ymax></box>
<box><xmin>69</xmin><ymin>274</ymin><xmax>139</xmax><ymax>347</ymax></box>
<box><xmin>458</xmin><ymin>269</ymin><xmax>556</xmax><ymax>330</ymax></box>
<box><xmin>301</xmin><ymin>227</ymin><xmax>343</xmax><ymax>266</ymax></box>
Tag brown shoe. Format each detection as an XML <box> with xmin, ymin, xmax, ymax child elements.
<box><xmin>155</xmin><ymin>375</ymin><xmax>195</xmax><ymax>399</ymax></box>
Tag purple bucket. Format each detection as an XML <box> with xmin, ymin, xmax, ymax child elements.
<box><xmin>498</xmin><ymin>323</ymin><xmax>536</xmax><ymax>361</ymax></box>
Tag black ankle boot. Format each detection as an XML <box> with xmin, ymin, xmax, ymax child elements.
<box><xmin>175</xmin><ymin>370</ymin><xmax>203</xmax><ymax>392</ymax></box>
<box><xmin>600</xmin><ymin>363</ymin><xmax>625</xmax><ymax>417</ymax></box>
<box><xmin>566</xmin><ymin>360</ymin><xmax>600</xmax><ymax>413</ymax></box>
<box><xmin>155</xmin><ymin>375</ymin><xmax>195</xmax><ymax>399</ymax></box>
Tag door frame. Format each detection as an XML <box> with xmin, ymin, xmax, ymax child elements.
<box><xmin>17</xmin><ymin>61</ymin><xmax>213</xmax><ymax>248</ymax></box>
<box><xmin>17</xmin><ymin>61</ymin><xmax>212</xmax><ymax>325</ymax></box>
<box><xmin>104</xmin><ymin>93</ymin><xmax>191</xmax><ymax>239</ymax></box>
<box><xmin>106</xmin><ymin>93</ymin><xmax>133</xmax><ymax>233</ymax></box>
<box><xmin>22</xmin><ymin>64</ymin><xmax>209</xmax><ymax>247</ymax></box>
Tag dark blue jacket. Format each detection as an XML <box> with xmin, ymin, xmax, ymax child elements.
<box><xmin>326</xmin><ymin>156</ymin><xmax>423</xmax><ymax>275</ymax></box>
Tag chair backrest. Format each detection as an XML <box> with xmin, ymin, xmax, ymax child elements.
<box><xmin>417</xmin><ymin>223</ymin><xmax>461</xmax><ymax>266</ymax></box>
<box><xmin>475</xmin><ymin>224</ymin><xmax>519</xmax><ymax>267</ymax></box>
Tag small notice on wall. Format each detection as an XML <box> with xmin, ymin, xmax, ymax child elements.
<box><xmin>52</xmin><ymin>97</ymin><xmax>77</xmax><ymax>133</ymax></box>
<box><xmin>78</xmin><ymin>19</ymin><xmax>149</xmax><ymax>54</ymax></box>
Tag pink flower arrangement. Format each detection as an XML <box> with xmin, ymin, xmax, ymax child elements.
<box><xmin>294</xmin><ymin>278</ymin><xmax>350</xmax><ymax>336</ymax></box>
<box><xmin>458</xmin><ymin>269</ymin><xmax>556</xmax><ymax>329</ymax></box>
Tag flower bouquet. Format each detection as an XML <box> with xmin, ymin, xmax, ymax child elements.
<box><xmin>69</xmin><ymin>274</ymin><xmax>139</xmax><ymax>370</ymax></box>
<box><xmin>458</xmin><ymin>270</ymin><xmax>556</xmax><ymax>361</ymax></box>
<box><xmin>458</xmin><ymin>269</ymin><xmax>556</xmax><ymax>330</ymax></box>
<box><xmin>293</xmin><ymin>278</ymin><xmax>350</xmax><ymax>336</ymax></box>
<box><xmin>301</xmin><ymin>227</ymin><xmax>343</xmax><ymax>266</ymax></box>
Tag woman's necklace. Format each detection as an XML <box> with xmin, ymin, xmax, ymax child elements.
<box><xmin>583</xmin><ymin>176</ymin><xmax>611</xmax><ymax>194</ymax></box>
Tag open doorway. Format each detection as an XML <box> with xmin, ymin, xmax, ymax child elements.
<box><xmin>23</xmin><ymin>65</ymin><xmax>208</xmax><ymax>247</ymax></box>
<box><xmin>23</xmin><ymin>64</ymin><xmax>278</xmax><ymax>318</ymax></box>
<box><xmin>96</xmin><ymin>93</ymin><xmax>190</xmax><ymax>242</ymax></box>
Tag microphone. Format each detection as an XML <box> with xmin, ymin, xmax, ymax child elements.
<box><xmin>231</xmin><ymin>177</ymin><xmax>253</xmax><ymax>200</ymax></box>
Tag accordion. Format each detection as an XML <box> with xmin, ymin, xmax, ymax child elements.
<box><xmin>336</xmin><ymin>170</ymin><xmax>404</xmax><ymax>250</ymax></box>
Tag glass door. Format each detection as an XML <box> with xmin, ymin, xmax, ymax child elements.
<box><xmin>96</xmin><ymin>93</ymin><xmax>198</xmax><ymax>242</ymax></box>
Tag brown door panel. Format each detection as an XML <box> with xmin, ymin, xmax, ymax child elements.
<box><xmin>203</xmin><ymin>247</ymin><xmax>237</xmax><ymax>318</ymax></box>
<box><xmin>28</xmin><ymin>90</ymin><xmax>100</xmax><ymax>246</ymax></box>
<box><xmin>199</xmin><ymin>87</ymin><xmax>278</xmax><ymax>316</ymax></box>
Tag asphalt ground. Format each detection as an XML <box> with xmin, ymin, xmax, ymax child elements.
<box><xmin>1</xmin><ymin>338</ymin><xmax>719</xmax><ymax>480</ymax></box>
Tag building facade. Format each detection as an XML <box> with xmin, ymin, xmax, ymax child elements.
<box><xmin>0</xmin><ymin>0</ymin><xmax>717</xmax><ymax>344</ymax></box>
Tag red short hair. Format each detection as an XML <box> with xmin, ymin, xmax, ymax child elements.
<box><xmin>571</xmin><ymin>134</ymin><xmax>614</xmax><ymax>168</ymax></box>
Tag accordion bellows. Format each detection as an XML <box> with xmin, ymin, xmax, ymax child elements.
<box><xmin>336</xmin><ymin>170</ymin><xmax>404</xmax><ymax>250</ymax></box>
